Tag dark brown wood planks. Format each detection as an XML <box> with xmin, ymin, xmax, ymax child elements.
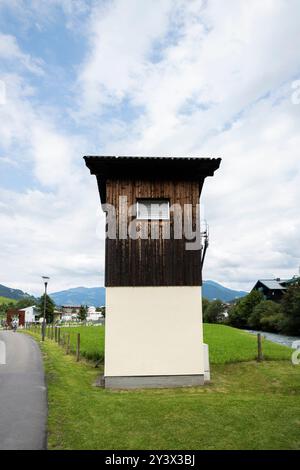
<box><xmin>105</xmin><ymin>178</ymin><xmax>203</xmax><ymax>287</ymax></box>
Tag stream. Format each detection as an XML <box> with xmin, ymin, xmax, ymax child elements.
<box><xmin>245</xmin><ymin>329</ymin><xmax>300</xmax><ymax>348</ymax></box>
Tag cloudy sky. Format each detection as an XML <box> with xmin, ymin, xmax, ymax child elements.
<box><xmin>0</xmin><ymin>0</ymin><xmax>300</xmax><ymax>296</ymax></box>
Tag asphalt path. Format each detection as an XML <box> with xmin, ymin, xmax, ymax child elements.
<box><xmin>0</xmin><ymin>331</ymin><xmax>47</xmax><ymax>450</ymax></box>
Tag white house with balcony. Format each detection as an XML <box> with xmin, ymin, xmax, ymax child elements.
<box><xmin>87</xmin><ymin>306</ymin><xmax>103</xmax><ymax>322</ymax></box>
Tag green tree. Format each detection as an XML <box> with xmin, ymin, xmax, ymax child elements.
<box><xmin>38</xmin><ymin>294</ymin><xmax>55</xmax><ymax>324</ymax></box>
<box><xmin>227</xmin><ymin>290</ymin><xmax>264</xmax><ymax>329</ymax></box>
<box><xmin>281</xmin><ymin>283</ymin><xmax>300</xmax><ymax>335</ymax></box>
<box><xmin>249</xmin><ymin>300</ymin><xmax>283</xmax><ymax>332</ymax></box>
<box><xmin>203</xmin><ymin>299</ymin><xmax>225</xmax><ymax>324</ymax></box>
<box><xmin>15</xmin><ymin>297</ymin><xmax>37</xmax><ymax>309</ymax></box>
<box><xmin>95</xmin><ymin>306</ymin><xmax>105</xmax><ymax>318</ymax></box>
<box><xmin>0</xmin><ymin>301</ymin><xmax>15</xmax><ymax>317</ymax></box>
<box><xmin>78</xmin><ymin>305</ymin><xmax>88</xmax><ymax>322</ymax></box>
<box><xmin>202</xmin><ymin>297</ymin><xmax>210</xmax><ymax>320</ymax></box>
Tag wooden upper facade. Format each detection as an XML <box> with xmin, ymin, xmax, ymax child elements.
<box><xmin>84</xmin><ymin>156</ymin><xmax>221</xmax><ymax>287</ymax></box>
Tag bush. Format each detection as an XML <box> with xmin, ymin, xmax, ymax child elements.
<box><xmin>202</xmin><ymin>297</ymin><xmax>210</xmax><ymax>320</ymax></box>
<box><xmin>249</xmin><ymin>300</ymin><xmax>283</xmax><ymax>332</ymax></box>
<box><xmin>203</xmin><ymin>299</ymin><xmax>226</xmax><ymax>324</ymax></box>
<box><xmin>227</xmin><ymin>290</ymin><xmax>264</xmax><ymax>329</ymax></box>
<box><xmin>281</xmin><ymin>283</ymin><xmax>300</xmax><ymax>335</ymax></box>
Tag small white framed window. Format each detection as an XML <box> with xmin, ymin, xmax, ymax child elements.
<box><xmin>136</xmin><ymin>199</ymin><xmax>170</xmax><ymax>220</ymax></box>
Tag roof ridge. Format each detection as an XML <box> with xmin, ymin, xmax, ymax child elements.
<box><xmin>84</xmin><ymin>155</ymin><xmax>221</xmax><ymax>161</ymax></box>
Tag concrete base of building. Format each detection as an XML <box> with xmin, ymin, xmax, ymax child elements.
<box><xmin>104</xmin><ymin>374</ymin><xmax>205</xmax><ymax>389</ymax></box>
<box><xmin>203</xmin><ymin>343</ymin><xmax>211</xmax><ymax>382</ymax></box>
<box><xmin>105</xmin><ymin>287</ymin><xmax>205</xmax><ymax>379</ymax></box>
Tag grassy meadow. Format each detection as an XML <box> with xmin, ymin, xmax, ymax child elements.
<box><xmin>58</xmin><ymin>323</ymin><xmax>291</xmax><ymax>364</ymax></box>
<box><xmin>24</xmin><ymin>324</ymin><xmax>300</xmax><ymax>450</ymax></box>
<box><xmin>204</xmin><ymin>323</ymin><xmax>291</xmax><ymax>363</ymax></box>
<box><xmin>60</xmin><ymin>325</ymin><xmax>105</xmax><ymax>362</ymax></box>
<box><xmin>0</xmin><ymin>296</ymin><xmax>16</xmax><ymax>305</ymax></box>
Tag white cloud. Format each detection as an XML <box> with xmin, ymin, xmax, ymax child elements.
<box><xmin>1</xmin><ymin>0</ymin><xmax>300</xmax><ymax>295</ymax></box>
<box><xmin>0</xmin><ymin>182</ymin><xmax>105</xmax><ymax>295</ymax></box>
<box><xmin>0</xmin><ymin>33</ymin><xmax>44</xmax><ymax>74</ymax></box>
<box><xmin>0</xmin><ymin>0</ymin><xmax>91</xmax><ymax>32</ymax></box>
<box><xmin>77</xmin><ymin>0</ymin><xmax>175</xmax><ymax>113</ymax></box>
<box><xmin>75</xmin><ymin>0</ymin><xmax>300</xmax><ymax>291</ymax></box>
<box><xmin>31</xmin><ymin>125</ymin><xmax>76</xmax><ymax>186</ymax></box>
<box><xmin>0</xmin><ymin>32</ymin><xmax>104</xmax><ymax>294</ymax></box>
<box><xmin>0</xmin><ymin>155</ymin><xmax>19</xmax><ymax>167</ymax></box>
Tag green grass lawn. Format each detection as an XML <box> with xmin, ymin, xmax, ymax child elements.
<box><xmin>60</xmin><ymin>325</ymin><xmax>105</xmax><ymax>362</ymax></box>
<box><xmin>0</xmin><ymin>296</ymin><xmax>16</xmax><ymax>305</ymax></box>
<box><xmin>204</xmin><ymin>324</ymin><xmax>291</xmax><ymax>363</ymax></box>
<box><xmin>25</xmin><ymin>328</ymin><xmax>300</xmax><ymax>450</ymax></box>
<box><xmin>59</xmin><ymin>323</ymin><xmax>291</xmax><ymax>364</ymax></box>
<box><xmin>23</xmin><ymin>324</ymin><xmax>299</xmax><ymax>449</ymax></box>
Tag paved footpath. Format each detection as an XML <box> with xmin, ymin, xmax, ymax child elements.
<box><xmin>0</xmin><ymin>331</ymin><xmax>47</xmax><ymax>450</ymax></box>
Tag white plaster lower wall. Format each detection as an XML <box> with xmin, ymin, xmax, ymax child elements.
<box><xmin>105</xmin><ymin>286</ymin><xmax>204</xmax><ymax>377</ymax></box>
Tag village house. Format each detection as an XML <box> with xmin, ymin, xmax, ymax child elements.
<box><xmin>252</xmin><ymin>275</ymin><xmax>300</xmax><ymax>302</ymax></box>
<box><xmin>59</xmin><ymin>305</ymin><xmax>80</xmax><ymax>321</ymax></box>
<box><xmin>87</xmin><ymin>306</ymin><xmax>103</xmax><ymax>322</ymax></box>
<box><xmin>6</xmin><ymin>305</ymin><xmax>39</xmax><ymax>327</ymax></box>
<box><xmin>61</xmin><ymin>305</ymin><xmax>81</xmax><ymax>314</ymax></box>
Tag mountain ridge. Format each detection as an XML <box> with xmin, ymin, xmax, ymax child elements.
<box><xmin>49</xmin><ymin>281</ymin><xmax>248</xmax><ymax>306</ymax></box>
<box><xmin>0</xmin><ymin>284</ymin><xmax>34</xmax><ymax>301</ymax></box>
<box><xmin>0</xmin><ymin>281</ymin><xmax>248</xmax><ymax>306</ymax></box>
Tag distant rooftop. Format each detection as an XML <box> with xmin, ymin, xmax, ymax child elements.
<box><xmin>18</xmin><ymin>305</ymin><xmax>36</xmax><ymax>311</ymax></box>
<box><xmin>61</xmin><ymin>305</ymin><xmax>81</xmax><ymax>308</ymax></box>
<box><xmin>257</xmin><ymin>279</ymin><xmax>287</xmax><ymax>290</ymax></box>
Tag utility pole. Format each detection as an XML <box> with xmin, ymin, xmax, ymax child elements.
<box><xmin>41</xmin><ymin>276</ymin><xmax>50</xmax><ymax>341</ymax></box>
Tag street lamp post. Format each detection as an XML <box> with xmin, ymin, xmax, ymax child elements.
<box><xmin>41</xmin><ymin>276</ymin><xmax>50</xmax><ymax>341</ymax></box>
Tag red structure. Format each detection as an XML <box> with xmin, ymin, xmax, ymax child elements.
<box><xmin>6</xmin><ymin>308</ymin><xmax>25</xmax><ymax>327</ymax></box>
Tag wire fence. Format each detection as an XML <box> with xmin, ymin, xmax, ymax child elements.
<box><xmin>25</xmin><ymin>323</ymin><xmax>84</xmax><ymax>363</ymax></box>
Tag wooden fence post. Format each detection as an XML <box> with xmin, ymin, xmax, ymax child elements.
<box><xmin>66</xmin><ymin>334</ymin><xmax>70</xmax><ymax>355</ymax></box>
<box><xmin>58</xmin><ymin>328</ymin><xmax>61</xmax><ymax>345</ymax></box>
<box><xmin>76</xmin><ymin>333</ymin><xmax>80</xmax><ymax>362</ymax></box>
<box><xmin>257</xmin><ymin>333</ymin><xmax>263</xmax><ymax>362</ymax></box>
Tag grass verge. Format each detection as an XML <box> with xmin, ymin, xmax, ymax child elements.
<box><xmin>58</xmin><ymin>323</ymin><xmax>291</xmax><ymax>364</ymax></box>
<box><xmin>24</xmin><ymin>329</ymin><xmax>300</xmax><ymax>450</ymax></box>
<box><xmin>60</xmin><ymin>325</ymin><xmax>104</xmax><ymax>362</ymax></box>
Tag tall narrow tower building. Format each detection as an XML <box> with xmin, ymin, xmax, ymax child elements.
<box><xmin>84</xmin><ymin>156</ymin><xmax>221</xmax><ymax>388</ymax></box>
